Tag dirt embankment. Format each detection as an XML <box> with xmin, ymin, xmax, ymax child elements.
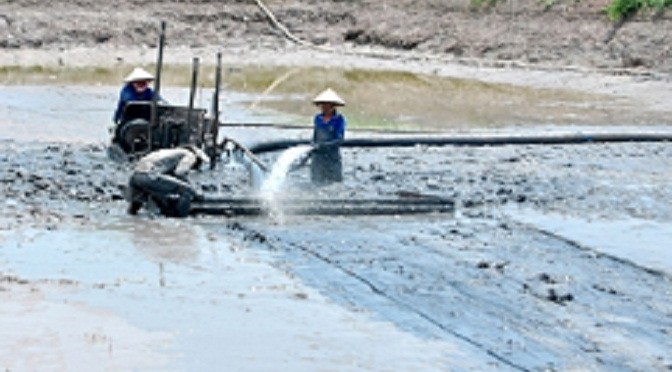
<box><xmin>1</xmin><ymin>0</ymin><xmax>671</xmax><ymax>73</ymax></box>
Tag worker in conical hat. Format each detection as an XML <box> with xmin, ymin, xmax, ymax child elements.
<box><xmin>113</xmin><ymin>67</ymin><xmax>159</xmax><ymax>124</ymax></box>
<box><xmin>124</xmin><ymin>67</ymin><xmax>155</xmax><ymax>83</ymax></box>
<box><xmin>310</xmin><ymin>88</ymin><xmax>346</xmax><ymax>185</ymax></box>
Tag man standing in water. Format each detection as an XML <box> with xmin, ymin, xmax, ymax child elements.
<box><xmin>127</xmin><ymin>145</ymin><xmax>208</xmax><ymax>217</ymax></box>
<box><xmin>311</xmin><ymin>88</ymin><xmax>346</xmax><ymax>185</ymax></box>
<box><xmin>113</xmin><ymin>67</ymin><xmax>158</xmax><ymax>124</ymax></box>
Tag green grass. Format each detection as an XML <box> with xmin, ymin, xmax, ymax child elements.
<box><xmin>469</xmin><ymin>0</ymin><xmax>503</xmax><ymax>8</ymax></box>
<box><xmin>606</xmin><ymin>0</ymin><xmax>672</xmax><ymax>21</ymax></box>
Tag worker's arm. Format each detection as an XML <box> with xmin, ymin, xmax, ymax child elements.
<box><xmin>313</xmin><ymin>115</ymin><xmax>346</xmax><ymax>150</ymax></box>
<box><xmin>173</xmin><ymin>153</ymin><xmax>196</xmax><ymax>179</ymax></box>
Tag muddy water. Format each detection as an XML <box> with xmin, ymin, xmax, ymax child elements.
<box><xmin>0</xmin><ymin>218</ymin><xmax>477</xmax><ymax>371</ymax></box>
<box><xmin>0</xmin><ymin>85</ymin><xmax>294</xmax><ymax>143</ymax></box>
<box><xmin>3</xmin><ymin>64</ymin><xmax>670</xmax><ymax>135</ymax></box>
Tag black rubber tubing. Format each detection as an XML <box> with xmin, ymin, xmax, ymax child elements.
<box><xmin>190</xmin><ymin>197</ymin><xmax>455</xmax><ymax>216</ymax></box>
<box><xmin>248</xmin><ymin>133</ymin><xmax>672</xmax><ymax>154</ymax></box>
<box><xmin>190</xmin><ymin>204</ymin><xmax>454</xmax><ymax>217</ymax></box>
<box><xmin>196</xmin><ymin>197</ymin><xmax>453</xmax><ymax>206</ymax></box>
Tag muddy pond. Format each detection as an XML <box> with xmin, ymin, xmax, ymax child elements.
<box><xmin>3</xmin><ymin>63</ymin><xmax>671</xmax><ymax>137</ymax></box>
<box><xmin>1</xmin><ymin>65</ymin><xmax>672</xmax><ymax>371</ymax></box>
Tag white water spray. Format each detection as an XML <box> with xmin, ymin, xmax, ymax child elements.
<box><xmin>249</xmin><ymin>162</ymin><xmax>266</xmax><ymax>190</ymax></box>
<box><xmin>260</xmin><ymin>145</ymin><xmax>313</xmax><ymax>195</ymax></box>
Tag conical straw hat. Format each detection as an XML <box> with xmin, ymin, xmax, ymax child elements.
<box><xmin>313</xmin><ymin>88</ymin><xmax>345</xmax><ymax>106</ymax></box>
<box><xmin>124</xmin><ymin>67</ymin><xmax>155</xmax><ymax>83</ymax></box>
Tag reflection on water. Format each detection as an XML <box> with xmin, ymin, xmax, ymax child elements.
<box><xmin>0</xmin><ymin>220</ymin><xmax>460</xmax><ymax>371</ymax></box>
<box><xmin>1</xmin><ymin>64</ymin><xmax>669</xmax><ymax>132</ymax></box>
<box><xmin>0</xmin><ymin>85</ymin><xmax>113</xmax><ymax>142</ymax></box>
<box><xmin>127</xmin><ymin>219</ymin><xmax>201</xmax><ymax>264</ymax></box>
<box><xmin>505</xmin><ymin>207</ymin><xmax>672</xmax><ymax>275</ymax></box>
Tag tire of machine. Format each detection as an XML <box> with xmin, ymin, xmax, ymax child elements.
<box><xmin>118</xmin><ymin>119</ymin><xmax>151</xmax><ymax>153</ymax></box>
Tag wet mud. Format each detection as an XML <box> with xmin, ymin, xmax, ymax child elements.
<box><xmin>221</xmin><ymin>141</ymin><xmax>672</xmax><ymax>370</ymax></box>
<box><xmin>2</xmin><ymin>131</ymin><xmax>671</xmax><ymax>369</ymax></box>
<box><xmin>3</xmin><ymin>0</ymin><xmax>672</xmax><ymax>367</ymax></box>
<box><xmin>0</xmin><ymin>141</ymin><xmax>129</xmax><ymax>230</ymax></box>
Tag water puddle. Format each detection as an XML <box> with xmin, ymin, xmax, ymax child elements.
<box><xmin>2</xmin><ymin>64</ymin><xmax>668</xmax><ymax>135</ymax></box>
<box><xmin>505</xmin><ymin>207</ymin><xmax>672</xmax><ymax>275</ymax></box>
<box><xmin>0</xmin><ymin>218</ymin><xmax>468</xmax><ymax>370</ymax></box>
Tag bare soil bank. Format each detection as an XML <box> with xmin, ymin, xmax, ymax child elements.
<box><xmin>1</xmin><ymin>0</ymin><xmax>671</xmax><ymax>73</ymax></box>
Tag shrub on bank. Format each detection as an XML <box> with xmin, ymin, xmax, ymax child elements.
<box><xmin>469</xmin><ymin>0</ymin><xmax>670</xmax><ymax>21</ymax></box>
<box><xmin>606</xmin><ymin>0</ymin><xmax>671</xmax><ymax>21</ymax></box>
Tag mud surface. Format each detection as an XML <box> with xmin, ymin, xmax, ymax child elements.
<box><xmin>2</xmin><ymin>1</ymin><xmax>672</xmax><ymax>369</ymax></box>
<box><xmin>1</xmin><ymin>0</ymin><xmax>672</xmax><ymax>73</ymax></box>
<box><xmin>2</xmin><ymin>129</ymin><xmax>672</xmax><ymax>369</ymax></box>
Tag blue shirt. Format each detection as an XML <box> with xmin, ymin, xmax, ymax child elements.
<box><xmin>113</xmin><ymin>83</ymin><xmax>156</xmax><ymax>123</ymax></box>
<box><xmin>313</xmin><ymin>112</ymin><xmax>346</xmax><ymax>144</ymax></box>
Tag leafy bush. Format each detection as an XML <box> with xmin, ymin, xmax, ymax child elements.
<box><xmin>606</xmin><ymin>0</ymin><xmax>672</xmax><ymax>21</ymax></box>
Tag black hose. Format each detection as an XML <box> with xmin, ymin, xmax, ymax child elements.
<box><xmin>191</xmin><ymin>205</ymin><xmax>454</xmax><ymax>217</ymax></box>
<box><xmin>190</xmin><ymin>196</ymin><xmax>454</xmax><ymax>217</ymax></box>
<box><xmin>248</xmin><ymin>133</ymin><xmax>672</xmax><ymax>154</ymax></box>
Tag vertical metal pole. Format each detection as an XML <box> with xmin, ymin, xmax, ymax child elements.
<box><xmin>188</xmin><ymin>57</ymin><xmax>200</xmax><ymax>145</ymax></box>
<box><xmin>150</xmin><ymin>20</ymin><xmax>166</xmax><ymax>151</ymax></box>
<box><xmin>210</xmin><ymin>52</ymin><xmax>222</xmax><ymax>170</ymax></box>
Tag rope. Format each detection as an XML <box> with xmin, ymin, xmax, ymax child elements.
<box><xmin>251</xmin><ymin>0</ymin><xmax>668</xmax><ymax>79</ymax></box>
<box><xmin>253</xmin><ymin>0</ymin><xmax>333</xmax><ymax>52</ymax></box>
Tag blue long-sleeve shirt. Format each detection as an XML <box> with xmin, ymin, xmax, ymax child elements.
<box><xmin>313</xmin><ymin>112</ymin><xmax>346</xmax><ymax>144</ymax></box>
<box><xmin>113</xmin><ymin>83</ymin><xmax>156</xmax><ymax>124</ymax></box>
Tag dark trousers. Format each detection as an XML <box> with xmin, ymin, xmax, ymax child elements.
<box><xmin>310</xmin><ymin>147</ymin><xmax>342</xmax><ymax>185</ymax></box>
<box><xmin>129</xmin><ymin>172</ymin><xmax>196</xmax><ymax>216</ymax></box>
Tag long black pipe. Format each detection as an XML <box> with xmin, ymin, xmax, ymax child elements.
<box><xmin>190</xmin><ymin>196</ymin><xmax>454</xmax><ymax>217</ymax></box>
<box><xmin>248</xmin><ymin>132</ymin><xmax>672</xmax><ymax>154</ymax></box>
<box><xmin>197</xmin><ymin>196</ymin><xmax>452</xmax><ymax>206</ymax></box>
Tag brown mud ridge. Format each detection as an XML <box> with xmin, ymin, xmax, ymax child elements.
<box><xmin>1</xmin><ymin>0</ymin><xmax>671</xmax><ymax>73</ymax></box>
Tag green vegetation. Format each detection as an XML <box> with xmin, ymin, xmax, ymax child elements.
<box><xmin>467</xmin><ymin>0</ymin><xmax>670</xmax><ymax>21</ymax></box>
<box><xmin>469</xmin><ymin>0</ymin><xmax>503</xmax><ymax>8</ymax></box>
<box><xmin>0</xmin><ymin>65</ymin><xmax>120</xmax><ymax>85</ymax></box>
<box><xmin>606</xmin><ymin>0</ymin><xmax>672</xmax><ymax>21</ymax></box>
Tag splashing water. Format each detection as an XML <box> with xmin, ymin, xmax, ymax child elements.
<box><xmin>260</xmin><ymin>145</ymin><xmax>313</xmax><ymax>196</ymax></box>
<box><xmin>249</xmin><ymin>162</ymin><xmax>266</xmax><ymax>190</ymax></box>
